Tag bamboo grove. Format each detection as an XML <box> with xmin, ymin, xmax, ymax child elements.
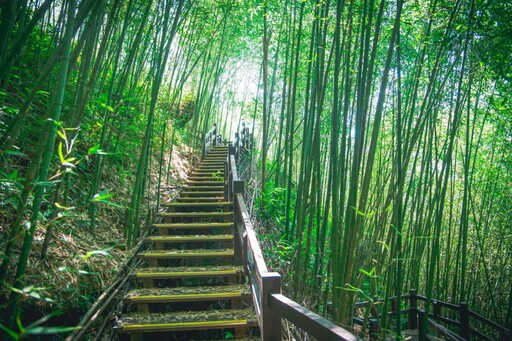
<box><xmin>0</xmin><ymin>0</ymin><xmax>254</xmax><ymax>334</ymax></box>
<box><xmin>250</xmin><ymin>0</ymin><xmax>512</xmax><ymax>335</ymax></box>
<box><xmin>0</xmin><ymin>0</ymin><xmax>511</xmax><ymax>338</ymax></box>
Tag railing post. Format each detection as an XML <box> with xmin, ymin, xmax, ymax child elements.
<box><xmin>224</xmin><ymin>159</ymin><xmax>229</xmax><ymax>202</ymax></box>
<box><xmin>369</xmin><ymin>318</ymin><xmax>380</xmax><ymax>341</ymax></box>
<box><xmin>433</xmin><ymin>300</ymin><xmax>440</xmax><ymax>320</ymax></box>
<box><xmin>226</xmin><ymin>147</ymin><xmax>236</xmax><ymax>201</ymax></box>
<box><xmin>232</xmin><ymin>176</ymin><xmax>245</xmax><ymax>270</ymax></box>
<box><xmin>213</xmin><ymin>124</ymin><xmax>217</xmax><ymax>146</ymax></box>
<box><xmin>201</xmin><ymin>131</ymin><xmax>206</xmax><ymax>161</ymax></box>
<box><xmin>391</xmin><ymin>297</ymin><xmax>397</xmax><ymax>316</ymax></box>
<box><xmin>261</xmin><ymin>272</ymin><xmax>282</xmax><ymax>341</ymax></box>
<box><xmin>235</xmin><ymin>132</ymin><xmax>240</xmax><ymax>161</ymax></box>
<box><xmin>418</xmin><ymin>310</ymin><xmax>426</xmax><ymax>341</ymax></box>
<box><xmin>242</xmin><ymin>231</ymin><xmax>248</xmax><ymax>273</ymax></box>
<box><xmin>460</xmin><ymin>302</ymin><xmax>470</xmax><ymax>340</ymax></box>
<box><xmin>234</xmin><ymin>180</ymin><xmax>244</xmax><ymax>199</ymax></box>
<box><xmin>408</xmin><ymin>289</ymin><xmax>418</xmax><ymax>329</ymax></box>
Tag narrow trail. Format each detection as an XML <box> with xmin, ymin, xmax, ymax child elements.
<box><xmin>115</xmin><ymin>145</ymin><xmax>259</xmax><ymax>340</ymax></box>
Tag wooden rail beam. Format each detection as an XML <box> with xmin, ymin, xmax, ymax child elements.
<box><xmin>269</xmin><ymin>293</ymin><xmax>360</xmax><ymax>340</ymax></box>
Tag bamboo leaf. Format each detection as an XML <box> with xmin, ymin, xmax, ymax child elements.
<box><xmin>79</xmin><ymin>249</ymin><xmax>111</xmax><ymax>260</ymax></box>
<box><xmin>4</xmin><ymin>150</ymin><xmax>28</xmax><ymax>158</ymax></box>
<box><xmin>9</xmin><ymin>169</ymin><xmax>19</xmax><ymax>180</ymax></box>
<box><xmin>37</xmin><ymin>90</ymin><xmax>50</xmax><ymax>96</ymax></box>
<box><xmin>26</xmin><ymin>326</ymin><xmax>80</xmax><ymax>335</ymax></box>
<box><xmin>56</xmin><ymin>129</ymin><xmax>66</xmax><ymax>140</ymax></box>
<box><xmin>25</xmin><ymin>311</ymin><xmax>59</xmax><ymax>329</ymax></box>
<box><xmin>88</xmin><ymin>144</ymin><xmax>100</xmax><ymax>154</ymax></box>
<box><xmin>58</xmin><ymin>266</ymin><xmax>97</xmax><ymax>275</ymax></box>
<box><xmin>93</xmin><ymin>192</ymin><xmax>114</xmax><ymax>201</ymax></box>
<box><xmin>0</xmin><ymin>324</ymin><xmax>19</xmax><ymax>339</ymax></box>
<box><xmin>61</xmin><ymin>161</ymin><xmax>76</xmax><ymax>168</ymax></box>
<box><xmin>98</xmin><ymin>200</ymin><xmax>125</xmax><ymax>209</ymax></box>
<box><xmin>58</xmin><ymin>142</ymin><xmax>65</xmax><ymax>163</ymax></box>
<box><xmin>359</xmin><ymin>268</ymin><xmax>375</xmax><ymax>277</ymax></box>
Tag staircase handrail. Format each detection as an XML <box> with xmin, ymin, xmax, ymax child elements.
<box><xmin>224</xmin><ymin>145</ymin><xmax>358</xmax><ymax>341</ymax></box>
<box><xmin>202</xmin><ymin>123</ymin><xmax>222</xmax><ymax>160</ymax></box>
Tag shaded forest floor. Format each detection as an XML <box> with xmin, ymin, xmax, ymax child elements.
<box><xmin>0</xmin><ymin>139</ymin><xmax>195</xmax><ymax>327</ymax></box>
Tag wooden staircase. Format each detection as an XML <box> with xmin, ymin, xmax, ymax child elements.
<box><xmin>115</xmin><ymin>146</ymin><xmax>258</xmax><ymax>340</ymax></box>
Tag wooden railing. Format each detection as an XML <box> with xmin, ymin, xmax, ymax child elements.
<box><xmin>201</xmin><ymin>123</ymin><xmax>221</xmax><ymax>160</ymax></box>
<box><xmin>233</xmin><ymin>122</ymin><xmax>252</xmax><ymax>162</ymax></box>
<box><xmin>223</xmin><ymin>144</ymin><xmax>358</xmax><ymax>341</ymax></box>
<box><xmin>353</xmin><ymin>289</ymin><xmax>511</xmax><ymax>341</ymax></box>
<box><xmin>207</xmin><ymin>125</ymin><xmax>510</xmax><ymax>341</ymax></box>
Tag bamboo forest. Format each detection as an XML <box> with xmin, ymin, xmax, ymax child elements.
<box><xmin>0</xmin><ymin>0</ymin><xmax>511</xmax><ymax>340</ymax></box>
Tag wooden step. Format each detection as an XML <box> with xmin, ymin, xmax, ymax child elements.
<box><xmin>156</xmin><ymin>212</ymin><xmax>233</xmax><ymax>219</ymax></box>
<box><xmin>115</xmin><ymin>308</ymin><xmax>257</xmax><ymax>334</ymax></box>
<box><xmin>191</xmin><ymin>166</ymin><xmax>225</xmax><ymax>174</ymax></box>
<box><xmin>203</xmin><ymin>159</ymin><xmax>226</xmax><ymax>164</ymax></box>
<box><xmin>163</xmin><ymin>201</ymin><xmax>232</xmax><ymax>208</ymax></box>
<box><xmin>190</xmin><ymin>170</ymin><xmax>225</xmax><ymax>174</ymax></box>
<box><xmin>180</xmin><ymin>191</ymin><xmax>224</xmax><ymax>197</ymax></box>
<box><xmin>189</xmin><ymin>174</ymin><xmax>224</xmax><ymax>180</ymax></box>
<box><xmin>196</xmin><ymin>165</ymin><xmax>225</xmax><ymax>170</ymax></box>
<box><xmin>183</xmin><ymin>185</ymin><xmax>224</xmax><ymax>191</ymax></box>
<box><xmin>187</xmin><ymin>176</ymin><xmax>224</xmax><ymax>181</ymax></box>
<box><xmin>139</xmin><ymin>248</ymin><xmax>234</xmax><ymax>259</ymax></box>
<box><xmin>177</xmin><ymin>197</ymin><xmax>225</xmax><ymax>202</ymax></box>
<box><xmin>144</xmin><ymin>234</ymin><xmax>233</xmax><ymax>243</ymax></box>
<box><xmin>199</xmin><ymin>161</ymin><xmax>225</xmax><ymax>166</ymax></box>
<box><xmin>130</xmin><ymin>265</ymin><xmax>242</xmax><ymax>280</ymax></box>
<box><xmin>123</xmin><ymin>284</ymin><xmax>251</xmax><ymax>304</ymax></box>
<box><xmin>195</xmin><ymin>166</ymin><xmax>225</xmax><ymax>170</ymax></box>
<box><xmin>185</xmin><ymin>181</ymin><xmax>224</xmax><ymax>186</ymax></box>
<box><xmin>205</xmin><ymin>156</ymin><xmax>227</xmax><ymax>160</ymax></box>
<box><xmin>153</xmin><ymin>222</ymin><xmax>232</xmax><ymax>230</ymax></box>
<box><xmin>198</xmin><ymin>160</ymin><xmax>225</xmax><ymax>164</ymax></box>
<box><xmin>189</xmin><ymin>173</ymin><xmax>224</xmax><ymax>179</ymax></box>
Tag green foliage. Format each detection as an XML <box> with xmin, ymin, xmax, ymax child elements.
<box><xmin>92</xmin><ymin>191</ymin><xmax>125</xmax><ymax>209</ymax></box>
<box><xmin>256</xmin><ymin>185</ymin><xmax>291</xmax><ymax>229</ymax></box>
<box><xmin>175</xmin><ymin>93</ymin><xmax>196</xmax><ymax>128</ymax></box>
<box><xmin>7</xmin><ymin>285</ymin><xmax>54</xmax><ymax>303</ymax></box>
<box><xmin>0</xmin><ymin>311</ymin><xmax>79</xmax><ymax>340</ymax></box>
<box><xmin>211</xmin><ymin>170</ymin><xmax>224</xmax><ymax>182</ymax></box>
